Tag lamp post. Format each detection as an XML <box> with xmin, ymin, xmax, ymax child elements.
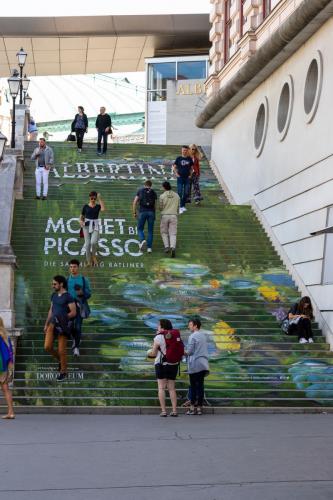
<box><xmin>25</xmin><ymin>93</ymin><xmax>32</xmax><ymax>108</ymax></box>
<box><xmin>16</xmin><ymin>47</ymin><xmax>27</xmax><ymax>105</ymax></box>
<box><xmin>0</xmin><ymin>131</ymin><xmax>7</xmax><ymax>162</ymax></box>
<box><xmin>22</xmin><ymin>74</ymin><xmax>30</xmax><ymax>104</ymax></box>
<box><xmin>8</xmin><ymin>70</ymin><xmax>20</xmax><ymax>148</ymax></box>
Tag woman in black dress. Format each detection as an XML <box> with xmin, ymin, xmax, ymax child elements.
<box><xmin>288</xmin><ymin>296</ymin><xmax>314</xmax><ymax>344</ymax></box>
<box><xmin>80</xmin><ymin>191</ymin><xmax>105</xmax><ymax>266</ymax></box>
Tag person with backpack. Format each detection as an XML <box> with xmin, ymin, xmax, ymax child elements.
<box><xmin>67</xmin><ymin>259</ymin><xmax>92</xmax><ymax>357</ymax></box>
<box><xmin>147</xmin><ymin>318</ymin><xmax>184</xmax><ymax>417</ymax></box>
<box><xmin>71</xmin><ymin>106</ymin><xmax>88</xmax><ymax>153</ymax></box>
<box><xmin>132</xmin><ymin>180</ymin><xmax>157</xmax><ymax>254</ymax></box>
<box><xmin>0</xmin><ymin>317</ymin><xmax>15</xmax><ymax>419</ymax></box>
<box><xmin>185</xmin><ymin>318</ymin><xmax>209</xmax><ymax>415</ymax></box>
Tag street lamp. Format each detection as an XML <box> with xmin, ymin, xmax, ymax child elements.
<box><xmin>8</xmin><ymin>70</ymin><xmax>20</xmax><ymax>148</ymax></box>
<box><xmin>0</xmin><ymin>131</ymin><xmax>7</xmax><ymax>162</ymax></box>
<box><xmin>16</xmin><ymin>47</ymin><xmax>27</xmax><ymax>105</ymax></box>
<box><xmin>22</xmin><ymin>74</ymin><xmax>30</xmax><ymax>104</ymax></box>
<box><xmin>25</xmin><ymin>93</ymin><xmax>32</xmax><ymax>108</ymax></box>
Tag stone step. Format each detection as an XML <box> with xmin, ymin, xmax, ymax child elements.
<box><xmin>9</xmin><ymin>142</ymin><xmax>331</xmax><ymax>409</ymax></box>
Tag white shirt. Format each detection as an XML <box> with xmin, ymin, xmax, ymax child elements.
<box><xmin>153</xmin><ymin>334</ymin><xmax>166</xmax><ymax>365</ymax></box>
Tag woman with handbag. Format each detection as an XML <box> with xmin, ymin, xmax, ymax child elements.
<box><xmin>71</xmin><ymin>106</ymin><xmax>88</xmax><ymax>153</ymax></box>
<box><xmin>0</xmin><ymin>317</ymin><xmax>15</xmax><ymax>419</ymax></box>
<box><xmin>80</xmin><ymin>191</ymin><xmax>105</xmax><ymax>267</ymax></box>
<box><xmin>185</xmin><ymin>318</ymin><xmax>209</xmax><ymax>415</ymax></box>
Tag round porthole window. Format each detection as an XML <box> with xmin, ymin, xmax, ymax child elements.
<box><xmin>277</xmin><ymin>75</ymin><xmax>294</xmax><ymax>141</ymax></box>
<box><xmin>304</xmin><ymin>51</ymin><xmax>323</xmax><ymax>123</ymax></box>
<box><xmin>254</xmin><ymin>97</ymin><xmax>268</xmax><ymax>157</ymax></box>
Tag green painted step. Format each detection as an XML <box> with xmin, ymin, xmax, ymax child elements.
<box><xmin>10</xmin><ymin>142</ymin><xmax>333</xmax><ymax>409</ymax></box>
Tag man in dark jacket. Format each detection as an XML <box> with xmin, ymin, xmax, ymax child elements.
<box><xmin>95</xmin><ymin>106</ymin><xmax>112</xmax><ymax>155</ymax></box>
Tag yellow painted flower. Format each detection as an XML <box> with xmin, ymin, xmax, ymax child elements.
<box><xmin>213</xmin><ymin>321</ymin><xmax>240</xmax><ymax>351</ymax></box>
<box><xmin>210</xmin><ymin>279</ymin><xmax>220</xmax><ymax>289</ymax></box>
<box><xmin>258</xmin><ymin>285</ymin><xmax>280</xmax><ymax>302</ymax></box>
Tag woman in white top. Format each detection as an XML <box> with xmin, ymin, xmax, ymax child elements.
<box><xmin>80</xmin><ymin>191</ymin><xmax>105</xmax><ymax>267</ymax></box>
<box><xmin>185</xmin><ymin>318</ymin><xmax>209</xmax><ymax>415</ymax></box>
<box><xmin>147</xmin><ymin>319</ymin><xmax>179</xmax><ymax>417</ymax></box>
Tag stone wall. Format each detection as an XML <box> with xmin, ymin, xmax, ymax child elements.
<box><xmin>209</xmin><ymin>16</ymin><xmax>333</xmax><ymax>337</ymax></box>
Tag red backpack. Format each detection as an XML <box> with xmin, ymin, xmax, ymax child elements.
<box><xmin>161</xmin><ymin>329</ymin><xmax>184</xmax><ymax>364</ymax></box>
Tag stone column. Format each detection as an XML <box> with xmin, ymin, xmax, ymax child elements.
<box><xmin>0</xmin><ymin>154</ymin><xmax>17</xmax><ymax>329</ymax></box>
<box><xmin>14</xmin><ymin>104</ymin><xmax>29</xmax><ymax>151</ymax></box>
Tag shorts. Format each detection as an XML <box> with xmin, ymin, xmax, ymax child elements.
<box><xmin>49</xmin><ymin>316</ymin><xmax>73</xmax><ymax>337</ymax></box>
<box><xmin>155</xmin><ymin>363</ymin><xmax>178</xmax><ymax>380</ymax></box>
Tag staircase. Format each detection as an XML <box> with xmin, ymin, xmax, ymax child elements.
<box><xmin>10</xmin><ymin>141</ymin><xmax>333</xmax><ymax>410</ymax></box>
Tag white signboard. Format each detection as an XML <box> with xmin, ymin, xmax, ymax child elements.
<box><xmin>147</xmin><ymin>101</ymin><xmax>167</xmax><ymax>144</ymax></box>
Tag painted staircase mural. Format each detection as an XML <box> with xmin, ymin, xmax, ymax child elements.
<box><xmin>10</xmin><ymin>142</ymin><xmax>333</xmax><ymax>408</ymax></box>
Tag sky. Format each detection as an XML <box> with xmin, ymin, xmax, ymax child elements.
<box><xmin>2</xmin><ymin>0</ymin><xmax>209</xmax><ymax>17</ymax></box>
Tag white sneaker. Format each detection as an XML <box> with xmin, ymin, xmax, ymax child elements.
<box><xmin>73</xmin><ymin>347</ymin><xmax>80</xmax><ymax>357</ymax></box>
<box><xmin>179</xmin><ymin>208</ymin><xmax>184</xmax><ymax>214</ymax></box>
<box><xmin>147</xmin><ymin>248</ymin><xmax>152</xmax><ymax>253</ymax></box>
<box><xmin>308</xmin><ymin>338</ymin><xmax>314</xmax><ymax>344</ymax></box>
<box><xmin>299</xmin><ymin>338</ymin><xmax>308</xmax><ymax>344</ymax></box>
<box><xmin>182</xmin><ymin>207</ymin><xmax>187</xmax><ymax>212</ymax></box>
<box><xmin>139</xmin><ymin>240</ymin><xmax>146</xmax><ymax>251</ymax></box>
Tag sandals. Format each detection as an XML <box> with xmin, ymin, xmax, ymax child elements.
<box><xmin>2</xmin><ymin>414</ymin><xmax>15</xmax><ymax>419</ymax></box>
<box><xmin>160</xmin><ymin>411</ymin><xmax>167</xmax><ymax>417</ymax></box>
<box><xmin>196</xmin><ymin>408</ymin><xmax>202</xmax><ymax>415</ymax></box>
<box><xmin>169</xmin><ymin>412</ymin><xmax>178</xmax><ymax>417</ymax></box>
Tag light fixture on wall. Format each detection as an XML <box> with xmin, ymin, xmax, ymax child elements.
<box><xmin>0</xmin><ymin>131</ymin><xmax>7</xmax><ymax>162</ymax></box>
<box><xmin>8</xmin><ymin>69</ymin><xmax>20</xmax><ymax>148</ymax></box>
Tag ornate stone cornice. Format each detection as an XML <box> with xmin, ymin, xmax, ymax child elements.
<box><xmin>196</xmin><ymin>0</ymin><xmax>333</xmax><ymax>128</ymax></box>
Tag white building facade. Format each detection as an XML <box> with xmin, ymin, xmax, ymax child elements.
<box><xmin>197</xmin><ymin>0</ymin><xmax>333</xmax><ymax>343</ymax></box>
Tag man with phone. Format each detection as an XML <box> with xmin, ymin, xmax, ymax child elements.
<box><xmin>31</xmin><ymin>137</ymin><xmax>54</xmax><ymax>200</ymax></box>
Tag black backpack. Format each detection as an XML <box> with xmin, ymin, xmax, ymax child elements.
<box><xmin>140</xmin><ymin>188</ymin><xmax>156</xmax><ymax>210</ymax></box>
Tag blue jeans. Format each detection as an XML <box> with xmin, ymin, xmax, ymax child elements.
<box><xmin>97</xmin><ymin>130</ymin><xmax>108</xmax><ymax>153</ymax></box>
<box><xmin>177</xmin><ymin>177</ymin><xmax>190</xmax><ymax>208</ymax></box>
<box><xmin>73</xmin><ymin>313</ymin><xmax>83</xmax><ymax>349</ymax></box>
<box><xmin>137</xmin><ymin>211</ymin><xmax>155</xmax><ymax>249</ymax></box>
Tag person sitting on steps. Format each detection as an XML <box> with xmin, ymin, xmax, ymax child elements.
<box><xmin>80</xmin><ymin>191</ymin><xmax>105</xmax><ymax>267</ymax></box>
<box><xmin>287</xmin><ymin>296</ymin><xmax>314</xmax><ymax>344</ymax></box>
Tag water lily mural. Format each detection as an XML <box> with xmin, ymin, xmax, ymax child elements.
<box><xmin>10</xmin><ymin>143</ymin><xmax>333</xmax><ymax>407</ymax></box>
